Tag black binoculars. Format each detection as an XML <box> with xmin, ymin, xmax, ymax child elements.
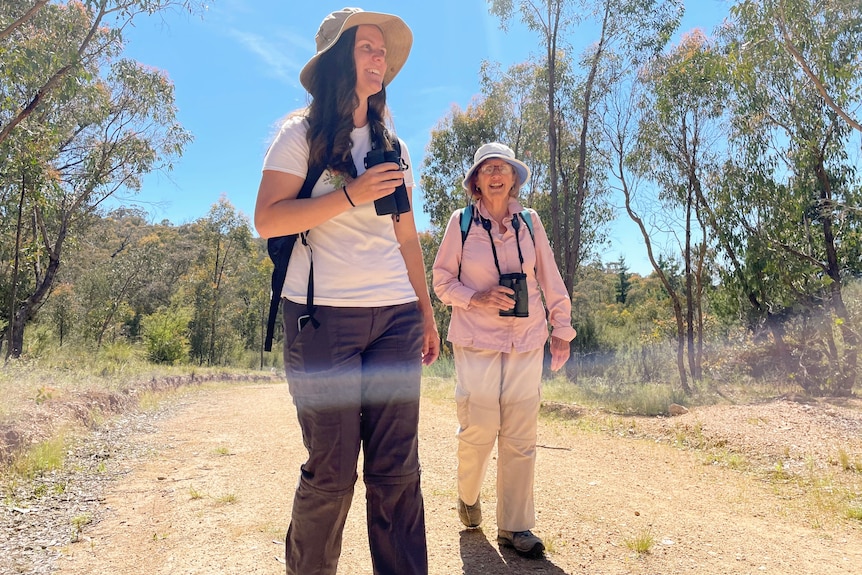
<box><xmin>499</xmin><ymin>272</ymin><xmax>529</xmax><ymax>317</ymax></box>
<box><xmin>364</xmin><ymin>149</ymin><xmax>411</xmax><ymax>216</ymax></box>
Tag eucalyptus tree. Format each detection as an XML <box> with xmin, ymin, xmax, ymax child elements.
<box><xmin>0</xmin><ymin>1</ymin><xmax>199</xmax><ymax>358</ymax></box>
<box><xmin>718</xmin><ymin>0</ymin><xmax>862</xmax><ymax>395</ymax></box>
<box><xmin>73</xmin><ymin>210</ymin><xmax>161</xmax><ymax>348</ymax></box>
<box><xmin>0</xmin><ymin>0</ymin><xmax>207</xmax><ymax>146</ymax></box>
<box><xmin>488</xmin><ymin>0</ymin><xmax>683</xmax><ymax>295</ymax></box>
<box><xmin>632</xmin><ymin>30</ymin><xmax>728</xmax><ymax>382</ymax></box>
<box><xmin>238</xmin><ymin>246</ymin><xmax>275</xmax><ymax>369</ymax></box>
<box><xmin>127</xmin><ymin>222</ymin><xmax>198</xmax><ymax>318</ymax></box>
<box><xmin>487</xmin><ymin>0</ymin><xmax>569</xmax><ymax>262</ymax></box>
<box><xmin>77</xmin><ymin>249</ymin><xmax>146</xmax><ymax>348</ymax></box>
<box><xmin>79</xmin><ymin>212</ymin><xmax>196</xmax><ymax>320</ymax></box>
<box><xmin>35</xmin><ymin>208</ymin><xmax>141</xmax><ymax>347</ymax></box>
<box><xmin>600</xmin><ymin>77</ymin><xmax>692</xmax><ymax>393</ymax></box>
<box><xmin>185</xmin><ymin>198</ymin><xmax>255</xmax><ymax>366</ymax></box>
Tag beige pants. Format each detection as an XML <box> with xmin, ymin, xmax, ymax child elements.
<box><xmin>453</xmin><ymin>344</ymin><xmax>543</xmax><ymax>532</ymax></box>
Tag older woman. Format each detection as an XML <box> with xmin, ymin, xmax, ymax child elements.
<box><xmin>255</xmin><ymin>8</ymin><xmax>438</xmax><ymax>575</ymax></box>
<box><xmin>432</xmin><ymin>142</ymin><xmax>575</xmax><ymax>558</ymax></box>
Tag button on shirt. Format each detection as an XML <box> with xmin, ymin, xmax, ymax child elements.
<box><xmin>432</xmin><ymin>199</ymin><xmax>576</xmax><ymax>353</ymax></box>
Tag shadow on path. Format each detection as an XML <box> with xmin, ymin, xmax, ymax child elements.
<box><xmin>459</xmin><ymin>529</ymin><xmax>571</xmax><ymax>574</ymax></box>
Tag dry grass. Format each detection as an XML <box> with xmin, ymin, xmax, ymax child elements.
<box><xmin>623</xmin><ymin>528</ymin><xmax>655</xmax><ymax>554</ymax></box>
<box><xmin>0</xmin><ymin>351</ymin><xmax>277</xmax><ymax>479</ymax></box>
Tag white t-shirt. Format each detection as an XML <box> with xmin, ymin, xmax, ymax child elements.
<box><xmin>262</xmin><ymin>115</ymin><xmax>418</xmax><ymax>307</ymax></box>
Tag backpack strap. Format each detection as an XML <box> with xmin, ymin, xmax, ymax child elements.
<box><xmin>456</xmin><ymin>205</ymin><xmax>535</xmax><ymax>280</ymax></box>
<box><xmin>457</xmin><ymin>205</ymin><xmax>476</xmax><ymax>279</ymax></box>
<box><xmin>460</xmin><ymin>205</ymin><xmax>534</xmax><ymax>244</ymax></box>
<box><xmin>264</xmin><ymin>163</ymin><xmax>325</xmax><ymax>352</ymax></box>
<box><xmin>519</xmin><ymin>209</ymin><xmax>534</xmax><ymax>242</ymax></box>
<box><xmin>459</xmin><ymin>204</ymin><xmax>474</xmax><ymax>244</ymax></box>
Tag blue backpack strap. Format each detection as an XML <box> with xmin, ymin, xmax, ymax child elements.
<box><xmin>457</xmin><ymin>205</ymin><xmax>475</xmax><ymax>279</ymax></box>
<box><xmin>519</xmin><ymin>209</ymin><xmax>535</xmax><ymax>242</ymax></box>
<box><xmin>460</xmin><ymin>204</ymin><xmax>473</xmax><ymax>244</ymax></box>
<box><xmin>518</xmin><ymin>210</ymin><xmax>539</xmax><ymax>278</ymax></box>
<box><xmin>461</xmin><ymin>205</ymin><xmax>533</xmax><ymax>243</ymax></box>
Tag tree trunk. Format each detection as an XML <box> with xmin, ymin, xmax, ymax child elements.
<box><xmin>619</xmin><ymin>163</ymin><xmax>692</xmax><ymax>395</ymax></box>
<box><xmin>7</xmin><ymin>213</ymin><xmax>68</xmax><ymax>358</ymax></box>
<box><xmin>8</xmin><ymin>312</ymin><xmax>26</xmax><ymax>359</ymax></box>
<box><xmin>766</xmin><ymin>314</ymin><xmax>792</xmax><ymax>372</ymax></box>
<box><xmin>259</xmin><ymin>299</ymin><xmax>266</xmax><ymax>370</ymax></box>
<box><xmin>673</xmin><ymin>296</ymin><xmax>690</xmax><ymax>395</ymax></box>
<box><xmin>815</xmin><ymin>158</ymin><xmax>858</xmax><ymax>395</ymax></box>
<box><xmin>685</xmin><ymin>186</ymin><xmax>696</xmax><ymax>383</ymax></box>
<box><xmin>6</xmin><ymin>172</ymin><xmax>27</xmax><ymax>359</ymax></box>
<box><xmin>691</xmin><ymin>173</ymin><xmax>800</xmax><ymax>376</ymax></box>
<box><xmin>545</xmin><ymin>2</ymin><xmax>561</xmax><ymax>260</ymax></box>
<box><xmin>561</xmin><ymin>2</ymin><xmax>610</xmax><ymax>296</ymax></box>
<box><xmin>695</xmin><ymin>235</ymin><xmax>706</xmax><ymax>381</ymax></box>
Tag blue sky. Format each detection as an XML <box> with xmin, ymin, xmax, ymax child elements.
<box><xmin>119</xmin><ymin>0</ymin><xmax>732</xmax><ymax>275</ymax></box>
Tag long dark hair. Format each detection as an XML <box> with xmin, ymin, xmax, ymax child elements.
<box><xmin>306</xmin><ymin>26</ymin><xmax>391</xmax><ymax>176</ymax></box>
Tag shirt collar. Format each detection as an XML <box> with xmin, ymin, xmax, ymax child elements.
<box><xmin>475</xmin><ymin>197</ymin><xmax>525</xmax><ymax>221</ymax></box>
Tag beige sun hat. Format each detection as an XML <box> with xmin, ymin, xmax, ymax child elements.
<box><xmin>299</xmin><ymin>7</ymin><xmax>413</xmax><ymax>95</ymax></box>
<box><xmin>462</xmin><ymin>142</ymin><xmax>531</xmax><ymax>190</ymax></box>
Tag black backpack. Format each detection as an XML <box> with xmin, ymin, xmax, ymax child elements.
<box><xmin>264</xmin><ymin>164</ymin><xmax>324</xmax><ymax>352</ymax></box>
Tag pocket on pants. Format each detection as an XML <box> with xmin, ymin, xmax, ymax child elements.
<box><xmin>282</xmin><ymin>300</ymin><xmax>335</xmax><ymax>373</ymax></box>
<box><xmin>454</xmin><ymin>386</ymin><xmax>471</xmax><ymax>430</ymax></box>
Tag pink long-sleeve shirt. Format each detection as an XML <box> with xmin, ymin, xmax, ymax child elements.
<box><xmin>432</xmin><ymin>198</ymin><xmax>576</xmax><ymax>353</ymax></box>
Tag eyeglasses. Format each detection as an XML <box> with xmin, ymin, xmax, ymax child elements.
<box><xmin>478</xmin><ymin>164</ymin><xmax>514</xmax><ymax>176</ymax></box>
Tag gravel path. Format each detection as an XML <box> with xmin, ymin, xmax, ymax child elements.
<box><xmin>2</xmin><ymin>383</ymin><xmax>861</xmax><ymax>575</ymax></box>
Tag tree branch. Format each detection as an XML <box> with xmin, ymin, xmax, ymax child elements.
<box><xmin>775</xmin><ymin>12</ymin><xmax>862</xmax><ymax>133</ymax></box>
<box><xmin>0</xmin><ymin>0</ymin><xmax>49</xmax><ymax>41</ymax></box>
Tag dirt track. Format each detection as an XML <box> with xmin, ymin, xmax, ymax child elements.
<box><xmin>53</xmin><ymin>383</ymin><xmax>862</xmax><ymax>575</ymax></box>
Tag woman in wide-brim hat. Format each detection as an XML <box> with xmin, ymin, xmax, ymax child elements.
<box><xmin>299</xmin><ymin>8</ymin><xmax>412</xmax><ymax>96</ymax></box>
<box><xmin>432</xmin><ymin>142</ymin><xmax>576</xmax><ymax>560</ymax></box>
<box><xmin>254</xmin><ymin>8</ymin><xmax>439</xmax><ymax>575</ymax></box>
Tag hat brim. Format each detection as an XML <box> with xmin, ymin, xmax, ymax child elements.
<box><xmin>462</xmin><ymin>155</ymin><xmax>531</xmax><ymax>191</ymax></box>
<box><xmin>300</xmin><ymin>11</ymin><xmax>412</xmax><ymax>95</ymax></box>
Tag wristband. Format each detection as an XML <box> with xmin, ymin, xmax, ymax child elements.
<box><xmin>342</xmin><ymin>185</ymin><xmax>355</xmax><ymax>207</ymax></box>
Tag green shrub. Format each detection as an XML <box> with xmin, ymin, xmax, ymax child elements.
<box><xmin>141</xmin><ymin>308</ymin><xmax>191</xmax><ymax>364</ymax></box>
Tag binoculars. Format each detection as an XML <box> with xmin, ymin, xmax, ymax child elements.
<box><xmin>499</xmin><ymin>272</ymin><xmax>529</xmax><ymax>317</ymax></box>
<box><xmin>364</xmin><ymin>149</ymin><xmax>411</xmax><ymax>216</ymax></box>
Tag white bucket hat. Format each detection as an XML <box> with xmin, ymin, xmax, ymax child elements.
<box><xmin>299</xmin><ymin>7</ymin><xmax>413</xmax><ymax>96</ymax></box>
<box><xmin>462</xmin><ymin>142</ymin><xmax>531</xmax><ymax>191</ymax></box>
